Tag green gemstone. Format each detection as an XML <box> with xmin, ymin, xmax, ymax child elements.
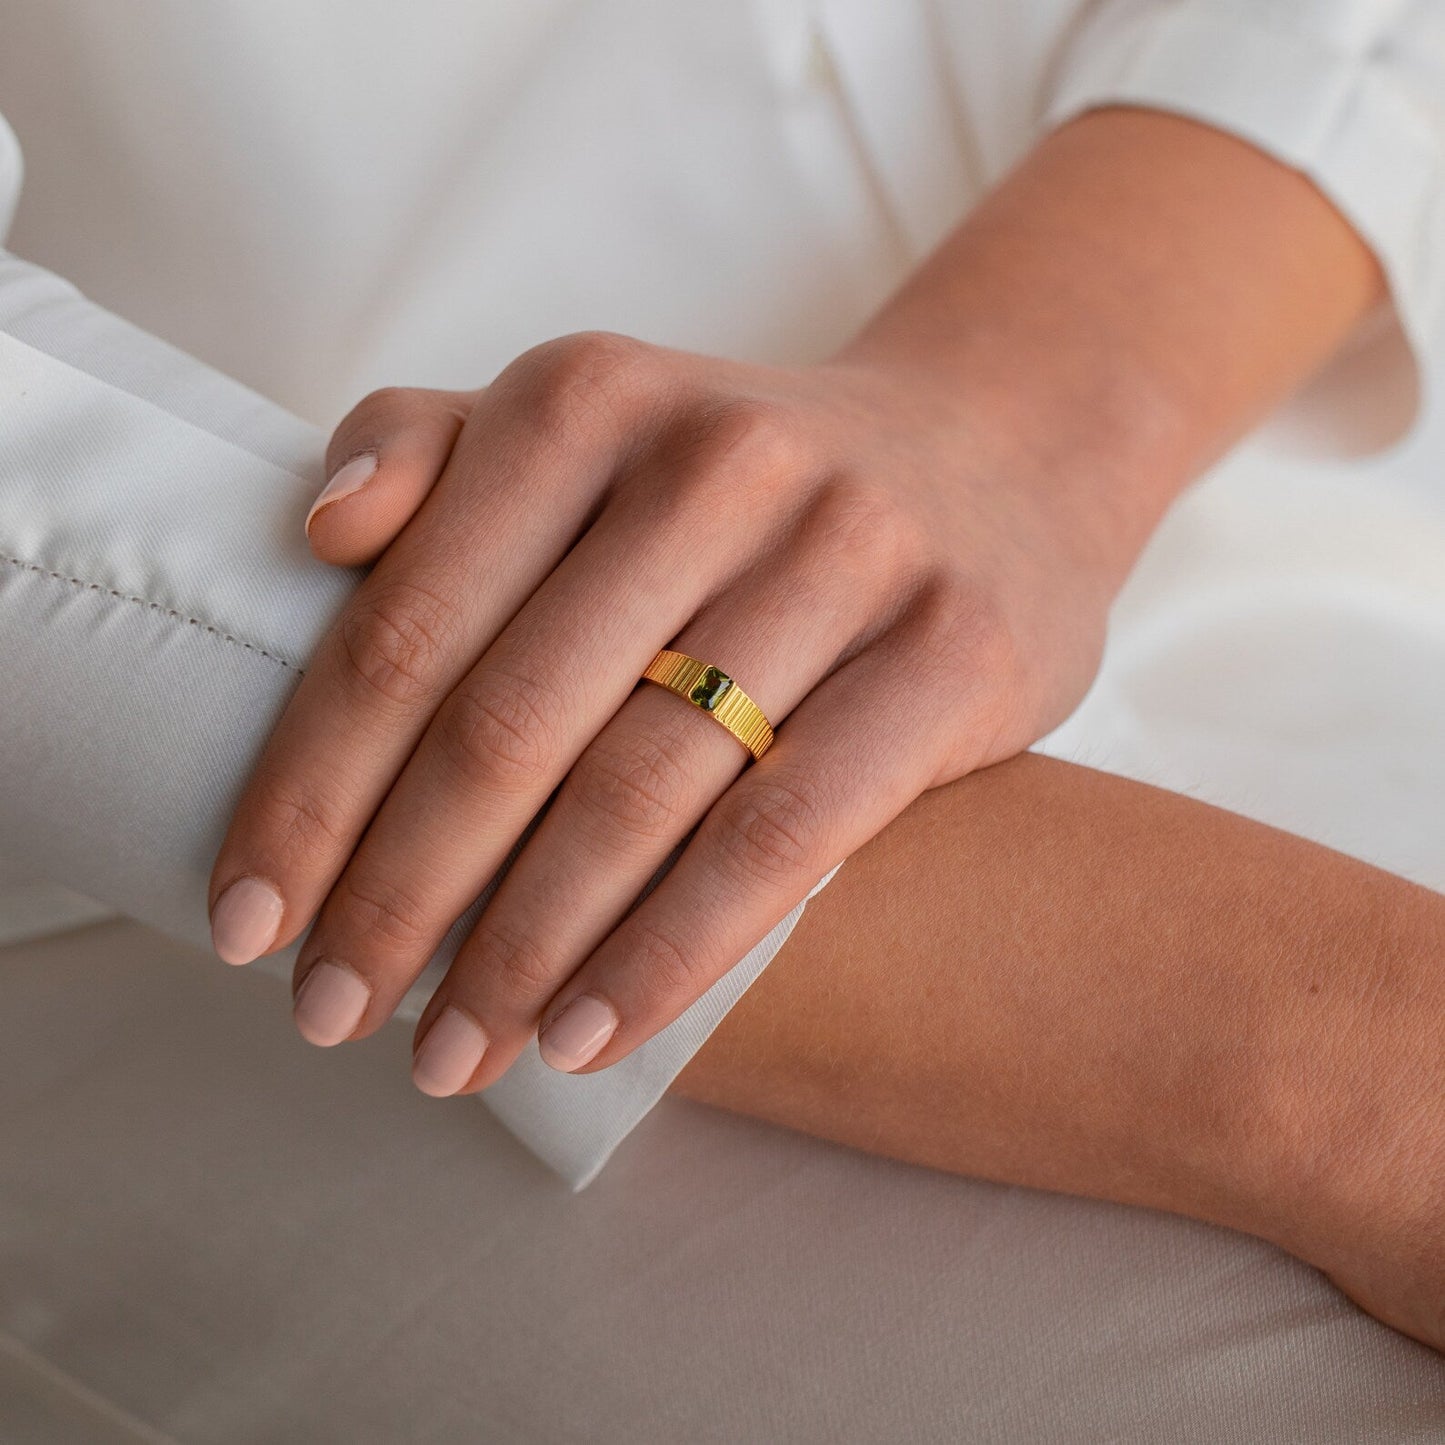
<box><xmin>690</xmin><ymin>666</ymin><xmax>733</xmax><ymax>711</ymax></box>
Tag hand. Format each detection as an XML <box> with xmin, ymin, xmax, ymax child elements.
<box><xmin>207</xmin><ymin>328</ymin><xmax>1125</xmax><ymax>1092</ymax></box>
<box><xmin>212</xmin><ymin>101</ymin><xmax>1380</xmax><ymax>1100</ymax></box>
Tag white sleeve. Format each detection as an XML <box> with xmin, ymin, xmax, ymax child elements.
<box><xmin>1042</xmin><ymin>0</ymin><xmax>1445</xmax><ymax>456</ymax></box>
<box><xmin>0</xmin><ymin>120</ymin><xmax>842</xmax><ymax>1189</ymax></box>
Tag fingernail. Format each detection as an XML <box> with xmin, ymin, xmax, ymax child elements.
<box><xmin>305</xmin><ymin>452</ymin><xmax>377</xmax><ymax>534</ymax></box>
<box><xmin>412</xmin><ymin>1006</ymin><xmax>489</xmax><ymax>1097</ymax></box>
<box><xmin>293</xmin><ymin>961</ymin><xmax>371</xmax><ymax>1047</ymax></box>
<box><xmin>210</xmin><ymin>876</ymin><xmax>285</xmax><ymax>965</ymax></box>
<box><xmin>538</xmin><ymin>995</ymin><xmax>619</xmax><ymax>1072</ymax></box>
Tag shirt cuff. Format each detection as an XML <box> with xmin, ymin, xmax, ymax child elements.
<box><xmin>1043</xmin><ymin>3</ymin><xmax>1445</xmax><ymax>456</ymax></box>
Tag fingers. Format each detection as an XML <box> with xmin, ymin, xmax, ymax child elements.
<box><xmin>404</xmin><ymin>488</ymin><xmax>906</xmax><ymax>1093</ymax></box>
<box><xmin>306</xmin><ymin>386</ymin><xmax>478</xmax><ymax>567</ymax></box>
<box><xmin>209</xmin><ymin>334</ymin><xmax>662</xmax><ymax>969</ymax></box>
<box><xmin>525</xmin><ymin>588</ymin><xmax>986</xmax><ymax>1075</ymax></box>
<box><xmin>286</xmin><ymin>406</ymin><xmax>813</xmax><ymax>1049</ymax></box>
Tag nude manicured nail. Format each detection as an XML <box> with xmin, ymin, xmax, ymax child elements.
<box><xmin>538</xmin><ymin>995</ymin><xmax>619</xmax><ymax>1072</ymax></box>
<box><xmin>293</xmin><ymin>961</ymin><xmax>370</xmax><ymax>1047</ymax></box>
<box><xmin>209</xmin><ymin>876</ymin><xmax>284</xmax><ymax>965</ymax></box>
<box><xmin>412</xmin><ymin>1006</ymin><xmax>489</xmax><ymax>1097</ymax></box>
<box><xmin>304</xmin><ymin>452</ymin><xmax>377</xmax><ymax>534</ymax></box>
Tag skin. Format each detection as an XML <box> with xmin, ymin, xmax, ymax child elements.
<box><xmin>208</xmin><ymin>105</ymin><xmax>1385</xmax><ymax>1097</ymax></box>
<box><xmin>669</xmin><ymin>752</ymin><xmax>1445</xmax><ymax>1354</ymax></box>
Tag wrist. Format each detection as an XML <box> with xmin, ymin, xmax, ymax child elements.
<box><xmin>822</xmin><ymin>105</ymin><xmax>1385</xmax><ymax>591</ymax></box>
<box><xmin>819</xmin><ymin>320</ymin><xmax>1191</xmax><ymax>594</ymax></box>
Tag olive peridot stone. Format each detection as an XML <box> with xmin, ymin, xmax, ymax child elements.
<box><xmin>690</xmin><ymin>665</ymin><xmax>733</xmax><ymax>711</ymax></box>
<box><xmin>640</xmin><ymin>649</ymin><xmax>772</xmax><ymax>759</ymax></box>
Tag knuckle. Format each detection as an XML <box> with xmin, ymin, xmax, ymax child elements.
<box><xmin>328</xmin><ymin>385</ymin><xmax>423</xmax><ymax>459</ymax></box>
<box><xmin>331</xmin><ymin>870</ymin><xmax>435</xmax><ymax>953</ymax></box>
<box><xmin>435</xmin><ymin>671</ymin><xmax>558</xmax><ymax>794</ymax></box>
<box><xmin>569</xmin><ymin>731</ymin><xmax>694</xmax><ymax>843</ymax></box>
<box><xmin>651</xmin><ymin>398</ymin><xmax>805</xmax><ymax>525</ymax></box>
<box><xmin>811</xmin><ymin>477</ymin><xmax>917</xmax><ymax>570</ymax></box>
<box><xmin>353</xmin><ymin>385</ymin><xmax>427</xmax><ymax>428</ymax></box>
<box><xmin>506</xmin><ymin>330</ymin><xmax>649</xmax><ymax>444</ymax></box>
<box><xmin>683</xmin><ymin>396</ymin><xmax>801</xmax><ymax>475</ymax></box>
<box><xmin>712</xmin><ymin>773</ymin><xmax>826</xmax><ymax>887</ymax></box>
<box><xmin>337</xmin><ymin>580</ymin><xmax>457</xmax><ymax>709</ymax></box>
<box><xmin>906</xmin><ymin>572</ymin><xmax>1026</xmax><ymax>768</ymax></box>
<box><xmin>469</xmin><ymin>916</ymin><xmax>558</xmax><ymax>1005</ymax></box>
<box><xmin>916</xmin><ymin>570</ymin><xmax>1014</xmax><ymax>677</ymax></box>
<box><xmin>252</xmin><ymin>781</ymin><xmax>351</xmax><ymax>862</ymax></box>
<box><xmin>624</xmin><ymin>919</ymin><xmax>704</xmax><ymax>1006</ymax></box>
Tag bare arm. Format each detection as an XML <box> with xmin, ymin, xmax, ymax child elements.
<box><xmin>674</xmin><ymin>752</ymin><xmax>1445</xmax><ymax>1351</ymax></box>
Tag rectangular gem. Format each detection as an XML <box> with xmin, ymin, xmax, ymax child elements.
<box><xmin>690</xmin><ymin>666</ymin><xmax>733</xmax><ymax>711</ymax></box>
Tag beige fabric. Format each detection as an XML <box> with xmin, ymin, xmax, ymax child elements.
<box><xmin>2</xmin><ymin>918</ymin><xmax>1442</xmax><ymax>1442</ymax></box>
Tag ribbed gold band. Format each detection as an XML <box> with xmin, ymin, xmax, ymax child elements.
<box><xmin>640</xmin><ymin>649</ymin><xmax>775</xmax><ymax>761</ymax></box>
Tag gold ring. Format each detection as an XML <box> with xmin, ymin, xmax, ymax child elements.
<box><xmin>640</xmin><ymin>649</ymin><xmax>775</xmax><ymax>760</ymax></box>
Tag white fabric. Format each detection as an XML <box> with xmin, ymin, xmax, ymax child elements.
<box><xmin>0</xmin><ymin>0</ymin><xmax>1443</xmax><ymax>1191</ymax></box>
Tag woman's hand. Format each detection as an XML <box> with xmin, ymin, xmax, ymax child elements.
<box><xmin>208</xmin><ymin>106</ymin><xmax>1383</xmax><ymax>1098</ymax></box>
<box><xmin>208</xmin><ymin>330</ymin><xmax>1126</xmax><ymax>1094</ymax></box>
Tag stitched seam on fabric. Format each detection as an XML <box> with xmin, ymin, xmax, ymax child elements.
<box><xmin>1</xmin><ymin>552</ymin><xmax>303</xmax><ymax>672</ymax></box>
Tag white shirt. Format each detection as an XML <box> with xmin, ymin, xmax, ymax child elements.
<box><xmin>1</xmin><ymin>0</ymin><xmax>1443</xmax><ymax>1183</ymax></box>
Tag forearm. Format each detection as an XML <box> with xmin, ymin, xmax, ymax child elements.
<box><xmin>673</xmin><ymin>752</ymin><xmax>1445</xmax><ymax>1265</ymax></box>
<box><xmin>830</xmin><ymin>106</ymin><xmax>1386</xmax><ymax>578</ymax></box>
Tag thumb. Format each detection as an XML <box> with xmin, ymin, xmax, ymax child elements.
<box><xmin>304</xmin><ymin>386</ymin><xmax>480</xmax><ymax>567</ymax></box>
